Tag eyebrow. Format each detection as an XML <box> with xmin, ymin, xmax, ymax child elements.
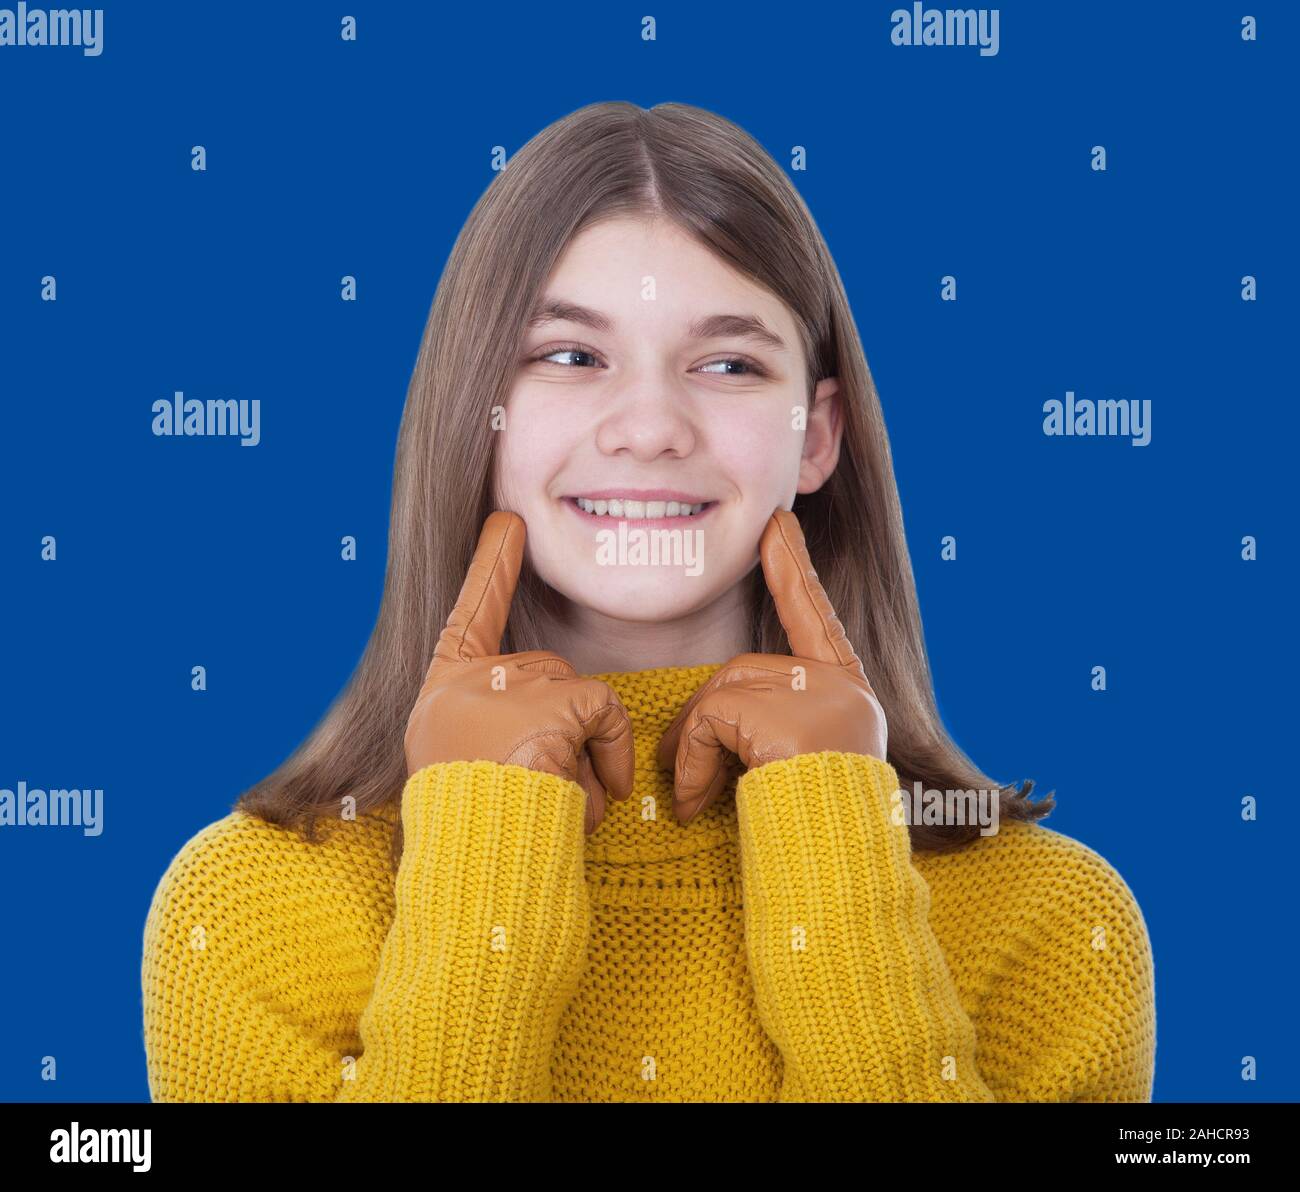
<box><xmin>526</xmin><ymin>299</ymin><xmax>789</xmax><ymax>353</ymax></box>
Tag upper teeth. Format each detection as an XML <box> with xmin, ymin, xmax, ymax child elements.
<box><xmin>575</xmin><ymin>498</ymin><xmax>707</xmax><ymax>519</ymax></box>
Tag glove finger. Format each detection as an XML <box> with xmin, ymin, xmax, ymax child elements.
<box><xmin>673</xmin><ymin>706</ymin><xmax>738</xmax><ymax>824</ymax></box>
<box><xmin>656</xmin><ymin>657</ymin><xmax>783</xmax><ymax>773</ymax></box>
<box><xmin>432</xmin><ymin>511</ymin><xmax>526</xmax><ymax>667</ymax></box>
<box><xmin>575</xmin><ymin>749</ymin><xmax>605</xmax><ymax>835</ymax></box>
<box><xmin>580</xmin><ymin>690</ymin><xmax>636</xmax><ymax>801</ymax></box>
<box><xmin>512</xmin><ymin>650</ymin><xmax>578</xmax><ymax>678</ymax></box>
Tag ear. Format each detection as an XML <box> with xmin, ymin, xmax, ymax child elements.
<box><xmin>796</xmin><ymin>377</ymin><xmax>843</xmax><ymax>494</ymax></box>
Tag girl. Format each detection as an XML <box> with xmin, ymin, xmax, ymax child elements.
<box><xmin>141</xmin><ymin>100</ymin><xmax>1156</xmax><ymax>1102</ymax></box>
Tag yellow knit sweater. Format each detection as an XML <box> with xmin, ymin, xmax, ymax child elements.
<box><xmin>141</xmin><ymin>663</ymin><xmax>1156</xmax><ymax>1102</ymax></box>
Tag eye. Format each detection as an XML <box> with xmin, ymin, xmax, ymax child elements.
<box><xmin>525</xmin><ymin>344</ymin><xmax>771</xmax><ymax>379</ymax></box>
<box><xmin>529</xmin><ymin>342</ymin><xmax>604</xmax><ymax>368</ymax></box>
<box><xmin>696</xmin><ymin>357</ymin><xmax>769</xmax><ymax>378</ymax></box>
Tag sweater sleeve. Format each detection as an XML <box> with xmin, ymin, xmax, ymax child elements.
<box><xmin>734</xmin><ymin>749</ymin><xmax>997</xmax><ymax>1102</ymax></box>
<box><xmin>142</xmin><ymin>760</ymin><xmax>591</xmax><ymax>1102</ymax></box>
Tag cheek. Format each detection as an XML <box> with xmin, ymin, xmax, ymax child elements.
<box><xmin>710</xmin><ymin>403</ymin><xmax>803</xmax><ymax>495</ymax></box>
<box><xmin>493</xmin><ymin>391</ymin><xmax>578</xmax><ymax>509</ymax></box>
<box><xmin>491</xmin><ymin>432</ymin><xmax>524</xmax><ymax>510</ymax></box>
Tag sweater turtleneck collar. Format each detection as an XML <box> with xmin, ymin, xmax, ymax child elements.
<box><xmin>580</xmin><ymin>661</ymin><xmax>739</xmax><ymax>866</ymax></box>
<box><xmin>585</xmin><ymin>661</ymin><xmax>726</xmax><ymax>741</ymax></box>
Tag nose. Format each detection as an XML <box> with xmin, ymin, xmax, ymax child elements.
<box><xmin>593</xmin><ymin>373</ymin><xmax>698</xmax><ymax>462</ymax></box>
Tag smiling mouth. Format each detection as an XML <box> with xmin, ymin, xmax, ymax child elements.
<box><xmin>564</xmin><ymin>496</ymin><xmax>717</xmax><ymax>524</ymax></box>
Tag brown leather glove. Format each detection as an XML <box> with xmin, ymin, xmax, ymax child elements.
<box><xmin>404</xmin><ymin>510</ymin><xmax>636</xmax><ymax>834</ymax></box>
<box><xmin>656</xmin><ymin>507</ymin><xmax>889</xmax><ymax>824</ymax></box>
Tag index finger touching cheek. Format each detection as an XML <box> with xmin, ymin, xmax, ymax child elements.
<box><xmin>758</xmin><ymin>507</ymin><xmax>860</xmax><ymax>669</ymax></box>
<box><xmin>433</xmin><ymin>510</ymin><xmax>526</xmax><ymax>666</ymax></box>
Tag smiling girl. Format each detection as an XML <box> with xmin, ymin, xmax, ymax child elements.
<box><xmin>141</xmin><ymin>101</ymin><xmax>1156</xmax><ymax>1102</ymax></box>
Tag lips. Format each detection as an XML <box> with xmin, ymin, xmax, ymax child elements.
<box><xmin>566</xmin><ymin>488</ymin><xmax>713</xmax><ymax>505</ymax></box>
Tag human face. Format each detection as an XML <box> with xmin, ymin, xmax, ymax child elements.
<box><xmin>493</xmin><ymin>215</ymin><xmax>842</xmax><ymax>638</ymax></box>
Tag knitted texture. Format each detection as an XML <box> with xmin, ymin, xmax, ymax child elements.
<box><xmin>141</xmin><ymin>663</ymin><xmax>1156</xmax><ymax>1102</ymax></box>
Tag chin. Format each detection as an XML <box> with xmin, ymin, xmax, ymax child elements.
<box><xmin>548</xmin><ymin>568</ymin><xmax>726</xmax><ymax>621</ymax></box>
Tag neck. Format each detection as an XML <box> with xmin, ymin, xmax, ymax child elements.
<box><xmin>538</xmin><ymin>578</ymin><xmax>754</xmax><ymax>673</ymax></box>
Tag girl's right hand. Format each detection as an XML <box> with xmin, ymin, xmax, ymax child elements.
<box><xmin>404</xmin><ymin>510</ymin><xmax>636</xmax><ymax>834</ymax></box>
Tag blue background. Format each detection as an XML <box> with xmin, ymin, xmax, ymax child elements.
<box><xmin>1</xmin><ymin>1</ymin><xmax>1293</xmax><ymax>1102</ymax></box>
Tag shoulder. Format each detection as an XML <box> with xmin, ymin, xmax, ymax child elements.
<box><xmin>915</xmin><ymin>820</ymin><xmax>1155</xmax><ymax>1019</ymax></box>
<box><xmin>141</xmin><ymin>807</ymin><xmax>397</xmax><ymax>1102</ymax></box>
<box><xmin>917</xmin><ymin>819</ymin><xmax>1155</xmax><ymax>1037</ymax></box>
<box><xmin>142</xmin><ymin>807</ymin><xmax>396</xmax><ymax>961</ymax></box>
<box><xmin>916</xmin><ymin>818</ymin><xmax>1149</xmax><ymax>937</ymax></box>
<box><xmin>917</xmin><ymin>820</ymin><xmax>1156</xmax><ymax>1100</ymax></box>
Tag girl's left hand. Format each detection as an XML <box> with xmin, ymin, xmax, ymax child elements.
<box><xmin>656</xmin><ymin>507</ymin><xmax>889</xmax><ymax>825</ymax></box>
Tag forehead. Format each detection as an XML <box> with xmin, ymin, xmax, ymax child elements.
<box><xmin>540</xmin><ymin>216</ymin><xmax>798</xmax><ymax>339</ymax></box>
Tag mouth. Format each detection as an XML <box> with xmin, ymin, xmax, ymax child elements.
<box><xmin>563</xmin><ymin>492</ymin><xmax>718</xmax><ymax>529</ymax></box>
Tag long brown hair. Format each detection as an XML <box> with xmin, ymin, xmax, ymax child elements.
<box><xmin>236</xmin><ymin>100</ymin><xmax>1053</xmax><ymax>868</ymax></box>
